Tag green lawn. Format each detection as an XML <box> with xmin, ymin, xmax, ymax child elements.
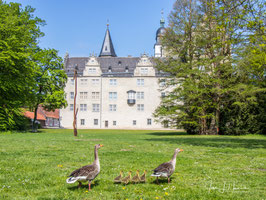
<box><xmin>0</xmin><ymin>129</ymin><xmax>265</xmax><ymax>200</ymax></box>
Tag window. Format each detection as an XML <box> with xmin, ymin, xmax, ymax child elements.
<box><xmin>94</xmin><ymin>119</ymin><xmax>98</xmax><ymax>125</ymax></box>
<box><xmin>108</xmin><ymin>66</ymin><xmax>112</xmax><ymax>72</ymax></box>
<box><xmin>80</xmin><ymin>79</ymin><xmax>88</xmax><ymax>86</ymax></box>
<box><xmin>128</xmin><ymin>91</ymin><xmax>136</xmax><ymax>100</ymax></box>
<box><xmin>159</xmin><ymin>79</ymin><xmax>166</xmax><ymax>87</ymax></box>
<box><xmin>92</xmin><ymin>92</ymin><xmax>100</xmax><ymax>99</ymax></box>
<box><xmin>70</xmin><ymin>79</ymin><xmax>74</xmax><ymax>85</ymax></box>
<box><xmin>113</xmin><ymin>121</ymin><xmax>117</xmax><ymax>126</ymax></box>
<box><xmin>133</xmin><ymin>120</ymin><xmax>137</xmax><ymax>125</ymax></box>
<box><xmin>137</xmin><ymin>104</ymin><xmax>144</xmax><ymax>111</ymax></box>
<box><xmin>70</xmin><ymin>104</ymin><xmax>74</xmax><ymax>111</ymax></box>
<box><xmin>140</xmin><ymin>68</ymin><xmax>148</xmax><ymax>75</ymax></box>
<box><xmin>161</xmin><ymin>92</ymin><xmax>166</xmax><ymax>98</ymax></box>
<box><xmin>109</xmin><ymin>92</ymin><xmax>117</xmax><ymax>100</ymax></box>
<box><xmin>147</xmin><ymin>118</ymin><xmax>152</xmax><ymax>125</ymax></box>
<box><xmin>137</xmin><ymin>79</ymin><xmax>144</xmax><ymax>86</ymax></box>
<box><xmin>88</xmin><ymin>68</ymin><xmax>96</xmax><ymax>73</ymax></box>
<box><xmin>110</xmin><ymin>79</ymin><xmax>117</xmax><ymax>86</ymax></box>
<box><xmin>137</xmin><ymin>92</ymin><xmax>144</xmax><ymax>99</ymax></box>
<box><xmin>93</xmin><ymin>104</ymin><xmax>100</xmax><ymax>112</ymax></box>
<box><xmin>92</xmin><ymin>79</ymin><xmax>100</xmax><ymax>85</ymax></box>
<box><xmin>109</xmin><ymin>104</ymin><xmax>117</xmax><ymax>112</ymax></box>
<box><xmin>80</xmin><ymin>92</ymin><xmax>88</xmax><ymax>99</ymax></box>
<box><xmin>81</xmin><ymin>119</ymin><xmax>85</xmax><ymax>125</ymax></box>
<box><xmin>80</xmin><ymin>104</ymin><xmax>87</xmax><ymax>111</ymax></box>
<box><xmin>70</xmin><ymin>92</ymin><xmax>74</xmax><ymax>99</ymax></box>
<box><xmin>70</xmin><ymin>104</ymin><xmax>73</xmax><ymax>111</ymax></box>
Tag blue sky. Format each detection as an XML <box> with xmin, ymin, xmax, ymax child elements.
<box><xmin>5</xmin><ymin>0</ymin><xmax>176</xmax><ymax>58</ymax></box>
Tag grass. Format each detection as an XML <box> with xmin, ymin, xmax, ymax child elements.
<box><xmin>0</xmin><ymin>129</ymin><xmax>265</xmax><ymax>200</ymax></box>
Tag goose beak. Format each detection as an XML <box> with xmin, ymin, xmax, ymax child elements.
<box><xmin>179</xmin><ymin>149</ymin><xmax>184</xmax><ymax>152</ymax></box>
<box><xmin>100</xmin><ymin>144</ymin><xmax>104</xmax><ymax>147</ymax></box>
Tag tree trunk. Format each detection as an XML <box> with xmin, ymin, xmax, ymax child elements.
<box><xmin>73</xmin><ymin>68</ymin><xmax>78</xmax><ymax>137</ymax></box>
<box><xmin>32</xmin><ymin>104</ymin><xmax>39</xmax><ymax>132</ymax></box>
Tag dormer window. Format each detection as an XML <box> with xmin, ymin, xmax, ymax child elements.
<box><xmin>125</xmin><ymin>66</ymin><xmax>129</xmax><ymax>72</ymax></box>
<box><xmin>118</xmin><ymin>61</ymin><xmax>122</xmax><ymax>66</ymax></box>
<box><xmin>88</xmin><ymin>68</ymin><xmax>96</xmax><ymax>73</ymax></box>
<box><xmin>108</xmin><ymin>66</ymin><xmax>112</xmax><ymax>72</ymax></box>
<box><xmin>140</xmin><ymin>68</ymin><xmax>148</xmax><ymax>75</ymax></box>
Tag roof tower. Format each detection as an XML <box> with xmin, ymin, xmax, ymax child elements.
<box><xmin>99</xmin><ymin>23</ymin><xmax>117</xmax><ymax>57</ymax></box>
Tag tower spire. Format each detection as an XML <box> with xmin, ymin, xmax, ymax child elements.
<box><xmin>160</xmin><ymin>9</ymin><xmax>165</xmax><ymax>27</ymax></box>
<box><xmin>99</xmin><ymin>22</ymin><xmax>117</xmax><ymax>57</ymax></box>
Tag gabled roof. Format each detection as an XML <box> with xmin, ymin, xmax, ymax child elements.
<box><xmin>24</xmin><ymin>111</ymin><xmax>46</xmax><ymax>121</ymax></box>
<box><xmin>64</xmin><ymin>56</ymin><xmax>169</xmax><ymax>77</ymax></box>
<box><xmin>99</xmin><ymin>26</ymin><xmax>117</xmax><ymax>57</ymax></box>
<box><xmin>23</xmin><ymin>106</ymin><xmax>59</xmax><ymax>121</ymax></box>
<box><xmin>38</xmin><ymin>105</ymin><xmax>60</xmax><ymax>119</ymax></box>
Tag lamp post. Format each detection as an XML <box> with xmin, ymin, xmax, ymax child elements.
<box><xmin>73</xmin><ymin>64</ymin><xmax>78</xmax><ymax>136</ymax></box>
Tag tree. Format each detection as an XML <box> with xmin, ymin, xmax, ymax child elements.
<box><xmin>154</xmin><ymin>0</ymin><xmax>265</xmax><ymax>135</ymax></box>
<box><xmin>0</xmin><ymin>1</ymin><xmax>44</xmax><ymax>130</ymax></box>
<box><xmin>29</xmin><ymin>48</ymin><xmax>67</xmax><ymax>132</ymax></box>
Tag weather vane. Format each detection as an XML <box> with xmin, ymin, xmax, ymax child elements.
<box><xmin>107</xmin><ymin>19</ymin><xmax>109</xmax><ymax>28</ymax></box>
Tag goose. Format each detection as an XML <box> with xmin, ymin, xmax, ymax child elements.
<box><xmin>114</xmin><ymin>170</ymin><xmax>123</xmax><ymax>183</ymax></box>
<box><xmin>121</xmin><ymin>171</ymin><xmax>132</xmax><ymax>185</ymax></box>
<box><xmin>131</xmin><ymin>170</ymin><xmax>140</xmax><ymax>184</ymax></box>
<box><xmin>140</xmin><ymin>170</ymin><xmax>147</xmax><ymax>183</ymax></box>
<box><xmin>66</xmin><ymin>144</ymin><xmax>103</xmax><ymax>190</ymax></box>
<box><xmin>151</xmin><ymin>148</ymin><xmax>183</xmax><ymax>184</ymax></box>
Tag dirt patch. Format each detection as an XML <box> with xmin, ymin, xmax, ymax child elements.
<box><xmin>74</xmin><ymin>139</ymin><xmax>103</xmax><ymax>141</ymax></box>
<box><xmin>120</xmin><ymin>149</ymin><xmax>131</xmax><ymax>151</ymax></box>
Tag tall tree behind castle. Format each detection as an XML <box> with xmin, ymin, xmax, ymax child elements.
<box><xmin>154</xmin><ymin>0</ymin><xmax>265</xmax><ymax>135</ymax></box>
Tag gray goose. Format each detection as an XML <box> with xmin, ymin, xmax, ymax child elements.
<box><xmin>151</xmin><ymin>148</ymin><xmax>183</xmax><ymax>184</ymax></box>
<box><xmin>66</xmin><ymin>144</ymin><xmax>103</xmax><ymax>190</ymax></box>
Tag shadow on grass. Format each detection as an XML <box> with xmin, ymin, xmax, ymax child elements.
<box><xmin>150</xmin><ymin>176</ymin><xmax>176</xmax><ymax>185</ymax></box>
<box><xmin>67</xmin><ymin>180</ymin><xmax>100</xmax><ymax>190</ymax></box>
<box><xmin>146</xmin><ymin>135</ymin><xmax>266</xmax><ymax>149</ymax></box>
<box><xmin>148</xmin><ymin>132</ymin><xmax>187</xmax><ymax>136</ymax></box>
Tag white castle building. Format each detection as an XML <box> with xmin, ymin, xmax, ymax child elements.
<box><xmin>60</xmin><ymin>16</ymin><xmax>168</xmax><ymax>129</ymax></box>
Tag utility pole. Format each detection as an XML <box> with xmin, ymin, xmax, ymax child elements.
<box><xmin>73</xmin><ymin>64</ymin><xmax>78</xmax><ymax>136</ymax></box>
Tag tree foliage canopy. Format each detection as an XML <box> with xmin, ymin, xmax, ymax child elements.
<box><xmin>0</xmin><ymin>1</ymin><xmax>67</xmax><ymax>131</ymax></box>
<box><xmin>154</xmin><ymin>0</ymin><xmax>265</xmax><ymax>135</ymax></box>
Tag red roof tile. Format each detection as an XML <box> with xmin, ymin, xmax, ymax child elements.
<box><xmin>24</xmin><ymin>111</ymin><xmax>46</xmax><ymax>121</ymax></box>
<box><xmin>43</xmin><ymin>109</ymin><xmax>59</xmax><ymax>119</ymax></box>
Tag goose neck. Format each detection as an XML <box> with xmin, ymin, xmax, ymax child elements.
<box><xmin>94</xmin><ymin>147</ymin><xmax>100</xmax><ymax>166</ymax></box>
<box><xmin>170</xmin><ymin>151</ymin><xmax>178</xmax><ymax>165</ymax></box>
